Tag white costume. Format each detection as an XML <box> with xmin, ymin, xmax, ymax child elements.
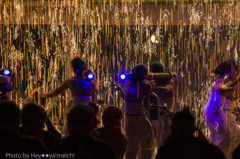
<box><xmin>66</xmin><ymin>96</ymin><xmax>91</xmax><ymax>112</ymax></box>
<box><xmin>204</xmin><ymin>91</ymin><xmax>240</xmax><ymax>159</ymax></box>
<box><xmin>222</xmin><ymin>99</ymin><xmax>240</xmax><ymax>159</ymax></box>
<box><xmin>156</xmin><ymin>97</ymin><xmax>175</xmax><ymax>146</ymax></box>
<box><xmin>124</xmin><ymin>101</ymin><xmax>155</xmax><ymax>159</ymax></box>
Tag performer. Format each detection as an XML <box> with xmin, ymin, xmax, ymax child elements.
<box><xmin>149</xmin><ymin>62</ymin><xmax>175</xmax><ymax>147</ymax></box>
<box><xmin>124</xmin><ymin>64</ymin><xmax>155</xmax><ymax>159</ymax></box>
<box><xmin>204</xmin><ymin>60</ymin><xmax>240</xmax><ymax>159</ymax></box>
<box><xmin>0</xmin><ymin>63</ymin><xmax>13</xmax><ymax>100</ymax></box>
<box><xmin>43</xmin><ymin>58</ymin><xmax>98</xmax><ymax>111</ymax></box>
<box><xmin>0</xmin><ymin>75</ymin><xmax>12</xmax><ymax>100</ymax></box>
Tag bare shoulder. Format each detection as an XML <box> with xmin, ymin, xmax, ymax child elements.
<box><xmin>65</xmin><ymin>77</ymin><xmax>74</xmax><ymax>82</ymax></box>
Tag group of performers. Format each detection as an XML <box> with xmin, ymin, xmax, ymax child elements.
<box><xmin>2</xmin><ymin>57</ymin><xmax>240</xmax><ymax>159</ymax></box>
<box><xmin>123</xmin><ymin>63</ymin><xmax>176</xmax><ymax>158</ymax></box>
<box><xmin>41</xmin><ymin>57</ymin><xmax>175</xmax><ymax>159</ymax></box>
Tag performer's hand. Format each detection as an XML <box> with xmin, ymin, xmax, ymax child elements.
<box><xmin>84</xmin><ymin>69</ymin><xmax>92</xmax><ymax>74</ymax></box>
<box><xmin>151</xmin><ymin>80</ymin><xmax>156</xmax><ymax>86</ymax></box>
<box><xmin>84</xmin><ymin>69</ymin><xmax>95</xmax><ymax>79</ymax></box>
<box><xmin>149</xmin><ymin>103</ymin><xmax>156</xmax><ymax>110</ymax></box>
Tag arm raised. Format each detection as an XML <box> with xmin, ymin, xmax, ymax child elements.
<box><xmin>143</xmin><ymin>83</ymin><xmax>155</xmax><ymax>109</ymax></box>
<box><xmin>152</xmin><ymin>79</ymin><xmax>174</xmax><ymax>93</ymax></box>
<box><xmin>44</xmin><ymin>78</ymin><xmax>69</xmax><ymax>98</ymax></box>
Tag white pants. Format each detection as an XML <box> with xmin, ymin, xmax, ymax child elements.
<box><xmin>157</xmin><ymin>97</ymin><xmax>175</xmax><ymax>146</ymax></box>
<box><xmin>66</xmin><ymin>96</ymin><xmax>91</xmax><ymax>112</ymax></box>
<box><xmin>125</xmin><ymin>115</ymin><xmax>155</xmax><ymax>159</ymax></box>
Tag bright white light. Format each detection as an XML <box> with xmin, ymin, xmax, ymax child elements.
<box><xmin>3</xmin><ymin>70</ymin><xmax>10</xmax><ymax>75</ymax></box>
<box><xmin>151</xmin><ymin>35</ymin><xmax>156</xmax><ymax>43</ymax></box>
<box><xmin>156</xmin><ymin>40</ymin><xmax>159</xmax><ymax>43</ymax></box>
<box><xmin>120</xmin><ymin>74</ymin><xmax>126</xmax><ymax>80</ymax></box>
<box><xmin>87</xmin><ymin>73</ymin><xmax>94</xmax><ymax>79</ymax></box>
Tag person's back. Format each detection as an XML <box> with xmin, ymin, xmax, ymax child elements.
<box><xmin>43</xmin><ymin>58</ymin><xmax>98</xmax><ymax>111</ymax></box>
<box><xmin>124</xmin><ymin>80</ymin><xmax>152</xmax><ymax>116</ymax></box>
<box><xmin>68</xmin><ymin>76</ymin><xmax>93</xmax><ymax>97</ymax></box>
<box><xmin>124</xmin><ymin>80</ymin><xmax>151</xmax><ymax>103</ymax></box>
<box><xmin>156</xmin><ymin>134</ymin><xmax>225</xmax><ymax>159</ymax></box>
<box><xmin>149</xmin><ymin>62</ymin><xmax>175</xmax><ymax>147</ymax></box>
<box><xmin>150</xmin><ymin>62</ymin><xmax>175</xmax><ymax>111</ymax></box>
<box><xmin>1</xmin><ymin>131</ymin><xmax>49</xmax><ymax>158</ymax></box>
<box><xmin>123</xmin><ymin>64</ymin><xmax>155</xmax><ymax>159</ymax></box>
<box><xmin>0</xmin><ymin>100</ymin><xmax>48</xmax><ymax>158</ymax></box>
<box><xmin>52</xmin><ymin>134</ymin><xmax>115</xmax><ymax>159</ymax></box>
<box><xmin>19</xmin><ymin>103</ymin><xmax>57</xmax><ymax>151</ymax></box>
<box><xmin>97</xmin><ymin>127</ymin><xmax>127</xmax><ymax>159</ymax></box>
<box><xmin>19</xmin><ymin>125</ymin><xmax>56</xmax><ymax>151</ymax></box>
<box><xmin>156</xmin><ymin>107</ymin><xmax>225</xmax><ymax>159</ymax></box>
<box><xmin>51</xmin><ymin>105</ymin><xmax>115</xmax><ymax>159</ymax></box>
<box><xmin>96</xmin><ymin>106</ymin><xmax>127</xmax><ymax>159</ymax></box>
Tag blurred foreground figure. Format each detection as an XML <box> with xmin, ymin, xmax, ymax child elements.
<box><xmin>0</xmin><ymin>100</ymin><xmax>48</xmax><ymax>158</ymax></box>
<box><xmin>150</xmin><ymin>62</ymin><xmax>175</xmax><ymax>147</ymax></box>
<box><xmin>233</xmin><ymin>142</ymin><xmax>240</xmax><ymax>159</ymax></box>
<box><xmin>20</xmin><ymin>103</ymin><xmax>61</xmax><ymax>151</ymax></box>
<box><xmin>51</xmin><ymin>105</ymin><xmax>116</xmax><ymax>159</ymax></box>
<box><xmin>96</xmin><ymin>106</ymin><xmax>128</xmax><ymax>159</ymax></box>
<box><xmin>156</xmin><ymin>107</ymin><xmax>225</xmax><ymax>159</ymax></box>
<box><xmin>204</xmin><ymin>60</ymin><xmax>240</xmax><ymax>159</ymax></box>
<box><xmin>124</xmin><ymin>64</ymin><xmax>155</xmax><ymax>159</ymax></box>
<box><xmin>43</xmin><ymin>58</ymin><xmax>98</xmax><ymax>112</ymax></box>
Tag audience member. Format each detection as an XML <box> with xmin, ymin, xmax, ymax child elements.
<box><xmin>88</xmin><ymin>102</ymin><xmax>101</xmax><ymax>128</ymax></box>
<box><xmin>0</xmin><ymin>100</ymin><xmax>48</xmax><ymax>158</ymax></box>
<box><xmin>96</xmin><ymin>106</ymin><xmax>128</xmax><ymax>159</ymax></box>
<box><xmin>156</xmin><ymin>107</ymin><xmax>226</xmax><ymax>159</ymax></box>
<box><xmin>41</xmin><ymin>107</ymin><xmax>62</xmax><ymax>139</ymax></box>
<box><xmin>20</xmin><ymin>103</ymin><xmax>59</xmax><ymax>151</ymax></box>
<box><xmin>51</xmin><ymin>105</ymin><xmax>116</xmax><ymax>159</ymax></box>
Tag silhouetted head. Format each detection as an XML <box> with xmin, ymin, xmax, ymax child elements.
<box><xmin>0</xmin><ymin>100</ymin><xmax>20</xmax><ymax>131</ymax></box>
<box><xmin>21</xmin><ymin>103</ymin><xmax>45</xmax><ymax>128</ymax></box>
<box><xmin>102</xmin><ymin>106</ymin><xmax>123</xmax><ymax>127</ymax></box>
<box><xmin>67</xmin><ymin>105</ymin><xmax>94</xmax><ymax>134</ymax></box>
<box><xmin>150</xmin><ymin>62</ymin><xmax>164</xmax><ymax>73</ymax></box>
<box><xmin>171</xmin><ymin>107</ymin><xmax>195</xmax><ymax>135</ymax></box>
<box><xmin>71</xmin><ymin>57</ymin><xmax>88</xmax><ymax>75</ymax></box>
<box><xmin>88</xmin><ymin>102</ymin><xmax>99</xmax><ymax>114</ymax></box>
<box><xmin>82</xmin><ymin>104</ymin><xmax>100</xmax><ymax>128</ymax></box>
<box><xmin>213</xmin><ymin>60</ymin><xmax>239</xmax><ymax>79</ymax></box>
<box><xmin>132</xmin><ymin>64</ymin><xmax>148</xmax><ymax>81</ymax></box>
